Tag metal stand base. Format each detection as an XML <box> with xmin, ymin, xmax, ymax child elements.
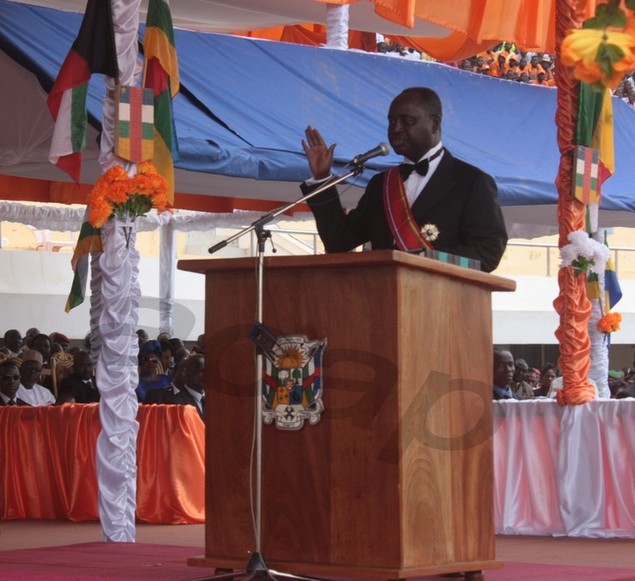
<box><xmin>192</xmin><ymin>552</ymin><xmax>323</xmax><ymax>581</ymax></box>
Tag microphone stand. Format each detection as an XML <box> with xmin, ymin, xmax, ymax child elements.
<box><xmin>196</xmin><ymin>164</ymin><xmax>364</xmax><ymax>581</ymax></box>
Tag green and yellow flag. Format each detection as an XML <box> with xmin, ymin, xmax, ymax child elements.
<box><xmin>143</xmin><ymin>0</ymin><xmax>179</xmax><ymax>203</ymax></box>
<box><xmin>65</xmin><ymin>220</ymin><xmax>102</xmax><ymax>312</ymax></box>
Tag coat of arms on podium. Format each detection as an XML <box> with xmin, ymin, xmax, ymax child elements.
<box><xmin>261</xmin><ymin>334</ymin><xmax>326</xmax><ymax>430</ymax></box>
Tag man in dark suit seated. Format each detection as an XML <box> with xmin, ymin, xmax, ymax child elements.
<box><xmin>57</xmin><ymin>351</ymin><xmax>100</xmax><ymax>404</ymax></box>
<box><xmin>493</xmin><ymin>349</ymin><xmax>522</xmax><ymax>400</ymax></box>
<box><xmin>301</xmin><ymin>87</ymin><xmax>508</xmax><ymax>273</ymax></box>
<box><xmin>0</xmin><ymin>359</ymin><xmax>29</xmax><ymax>406</ymax></box>
<box><xmin>171</xmin><ymin>354</ymin><xmax>205</xmax><ymax>421</ymax></box>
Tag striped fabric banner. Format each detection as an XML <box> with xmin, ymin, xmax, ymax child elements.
<box><xmin>572</xmin><ymin>145</ymin><xmax>600</xmax><ymax>205</ymax></box>
<box><xmin>115</xmin><ymin>86</ymin><xmax>154</xmax><ymax>163</ymax></box>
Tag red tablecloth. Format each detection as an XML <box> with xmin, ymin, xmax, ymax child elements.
<box><xmin>0</xmin><ymin>404</ymin><xmax>205</xmax><ymax>524</ymax></box>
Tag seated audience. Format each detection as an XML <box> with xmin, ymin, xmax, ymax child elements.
<box><xmin>0</xmin><ymin>359</ymin><xmax>28</xmax><ymax>406</ymax></box>
<box><xmin>535</xmin><ymin>364</ymin><xmax>558</xmax><ymax>397</ymax></box>
<box><xmin>136</xmin><ymin>328</ymin><xmax>149</xmax><ymax>349</ymax></box>
<box><xmin>171</xmin><ymin>354</ymin><xmax>205</xmax><ymax>420</ymax></box>
<box><xmin>49</xmin><ymin>332</ymin><xmax>70</xmax><ymax>351</ymax></box>
<box><xmin>23</xmin><ymin>327</ymin><xmax>40</xmax><ymax>351</ymax></box>
<box><xmin>493</xmin><ymin>349</ymin><xmax>522</xmax><ymax>400</ymax></box>
<box><xmin>144</xmin><ymin>354</ymin><xmax>189</xmax><ymax>404</ymax></box>
<box><xmin>136</xmin><ymin>340</ymin><xmax>171</xmax><ymax>402</ymax></box>
<box><xmin>3</xmin><ymin>329</ymin><xmax>23</xmax><ymax>356</ymax></box>
<box><xmin>16</xmin><ymin>349</ymin><xmax>55</xmax><ymax>406</ymax></box>
<box><xmin>30</xmin><ymin>333</ymin><xmax>54</xmax><ymax>393</ymax></box>
<box><xmin>57</xmin><ymin>351</ymin><xmax>100</xmax><ymax>404</ymax></box>
<box><xmin>513</xmin><ymin>358</ymin><xmax>534</xmax><ymax>399</ymax></box>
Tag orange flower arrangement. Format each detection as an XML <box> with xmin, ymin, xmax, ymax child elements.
<box><xmin>87</xmin><ymin>161</ymin><xmax>171</xmax><ymax>228</ymax></box>
<box><xmin>597</xmin><ymin>311</ymin><xmax>622</xmax><ymax>333</ymax></box>
<box><xmin>561</xmin><ymin>0</ymin><xmax>635</xmax><ymax>90</ymax></box>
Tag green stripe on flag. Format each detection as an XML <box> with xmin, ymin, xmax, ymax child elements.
<box><xmin>70</xmin><ymin>84</ymin><xmax>89</xmax><ymax>152</ymax></box>
<box><xmin>146</xmin><ymin>0</ymin><xmax>176</xmax><ymax>46</ymax></box>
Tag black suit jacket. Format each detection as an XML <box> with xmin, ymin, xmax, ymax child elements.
<box><xmin>172</xmin><ymin>388</ymin><xmax>205</xmax><ymax>421</ymax></box>
<box><xmin>58</xmin><ymin>375</ymin><xmax>100</xmax><ymax>403</ymax></box>
<box><xmin>0</xmin><ymin>397</ymin><xmax>29</xmax><ymax>406</ymax></box>
<box><xmin>303</xmin><ymin>150</ymin><xmax>508</xmax><ymax>273</ymax></box>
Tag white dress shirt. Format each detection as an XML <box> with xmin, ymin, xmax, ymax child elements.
<box><xmin>403</xmin><ymin>141</ymin><xmax>444</xmax><ymax>207</ymax></box>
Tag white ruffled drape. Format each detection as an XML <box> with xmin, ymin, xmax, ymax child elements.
<box><xmin>494</xmin><ymin>399</ymin><xmax>635</xmax><ymax>538</ymax></box>
<box><xmin>95</xmin><ymin>218</ymin><xmax>140</xmax><ymax>542</ymax></box>
<box><xmin>94</xmin><ymin>0</ymin><xmax>142</xmax><ymax>543</ymax></box>
<box><xmin>325</xmin><ymin>3</ymin><xmax>349</xmax><ymax>49</ymax></box>
<box><xmin>588</xmin><ymin>230</ymin><xmax>611</xmax><ymax>399</ymax></box>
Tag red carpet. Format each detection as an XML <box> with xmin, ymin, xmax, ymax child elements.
<box><xmin>0</xmin><ymin>543</ymin><xmax>634</xmax><ymax>581</ymax></box>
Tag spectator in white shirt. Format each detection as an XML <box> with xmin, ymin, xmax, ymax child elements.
<box><xmin>16</xmin><ymin>349</ymin><xmax>55</xmax><ymax>406</ymax></box>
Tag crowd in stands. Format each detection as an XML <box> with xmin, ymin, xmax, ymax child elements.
<box><xmin>0</xmin><ymin>327</ymin><xmax>206</xmax><ymax>420</ymax></box>
<box><xmin>374</xmin><ymin>38</ymin><xmax>635</xmax><ymax>105</ymax></box>
<box><xmin>457</xmin><ymin>48</ymin><xmax>556</xmax><ymax>86</ymax></box>
<box><xmin>493</xmin><ymin>348</ymin><xmax>635</xmax><ymax>400</ymax></box>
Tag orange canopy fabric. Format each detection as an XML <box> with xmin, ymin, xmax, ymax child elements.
<box><xmin>314</xmin><ymin>0</ymin><xmax>598</xmax><ymax>57</ymax></box>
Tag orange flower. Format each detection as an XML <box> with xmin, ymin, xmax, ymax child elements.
<box><xmin>87</xmin><ymin>162</ymin><xmax>172</xmax><ymax>228</ymax></box>
<box><xmin>561</xmin><ymin>20</ymin><xmax>635</xmax><ymax>89</ymax></box>
<box><xmin>597</xmin><ymin>312</ymin><xmax>622</xmax><ymax>333</ymax></box>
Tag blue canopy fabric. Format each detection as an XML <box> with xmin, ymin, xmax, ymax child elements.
<box><xmin>3</xmin><ymin>0</ymin><xmax>635</xmax><ymax>219</ymax></box>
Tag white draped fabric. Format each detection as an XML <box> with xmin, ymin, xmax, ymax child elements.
<box><xmin>494</xmin><ymin>399</ymin><xmax>635</xmax><ymax>538</ymax></box>
<box><xmin>325</xmin><ymin>4</ymin><xmax>349</xmax><ymax>49</ymax></box>
<box><xmin>93</xmin><ymin>0</ymin><xmax>142</xmax><ymax>543</ymax></box>
<box><xmin>159</xmin><ymin>222</ymin><xmax>176</xmax><ymax>336</ymax></box>
<box><xmin>0</xmin><ymin>200</ymin><xmax>313</xmax><ymax>232</ymax></box>
<box><xmin>95</xmin><ymin>218</ymin><xmax>140</xmax><ymax>542</ymax></box>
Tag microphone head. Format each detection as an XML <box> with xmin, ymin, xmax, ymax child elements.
<box><xmin>378</xmin><ymin>142</ymin><xmax>390</xmax><ymax>156</ymax></box>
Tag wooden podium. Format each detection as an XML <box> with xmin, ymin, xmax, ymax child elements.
<box><xmin>179</xmin><ymin>250</ymin><xmax>515</xmax><ymax>579</ymax></box>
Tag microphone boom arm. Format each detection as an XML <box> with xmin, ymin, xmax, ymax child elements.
<box><xmin>208</xmin><ymin>165</ymin><xmax>364</xmax><ymax>254</ymax></box>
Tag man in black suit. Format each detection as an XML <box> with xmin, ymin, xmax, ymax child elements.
<box><xmin>57</xmin><ymin>351</ymin><xmax>100</xmax><ymax>404</ymax></box>
<box><xmin>0</xmin><ymin>359</ymin><xmax>28</xmax><ymax>406</ymax></box>
<box><xmin>171</xmin><ymin>354</ymin><xmax>205</xmax><ymax>421</ymax></box>
<box><xmin>301</xmin><ymin>87</ymin><xmax>507</xmax><ymax>273</ymax></box>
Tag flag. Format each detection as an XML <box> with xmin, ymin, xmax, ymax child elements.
<box><xmin>143</xmin><ymin>0</ymin><xmax>180</xmax><ymax>203</ymax></box>
<box><xmin>604</xmin><ymin>231</ymin><xmax>622</xmax><ymax>310</ymax></box>
<box><xmin>47</xmin><ymin>0</ymin><xmax>118</xmax><ymax>183</ymax></box>
<box><xmin>576</xmin><ymin>83</ymin><xmax>614</xmax><ymax>192</ymax></box>
<box><xmin>114</xmin><ymin>86</ymin><xmax>155</xmax><ymax>162</ymax></box>
<box><xmin>605</xmin><ymin>256</ymin><xmax>622</xmax><ymax>310</ymax></box>
<box><xmin>65</xmin><ymin>221</ymin><xmax>103</xmax><ymax>312</ymax></box>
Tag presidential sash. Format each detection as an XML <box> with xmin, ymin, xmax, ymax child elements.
<box><xmin>382</xmin><ymin>167</ymin><xmax>432</xmax><ymax>251</ymax></box>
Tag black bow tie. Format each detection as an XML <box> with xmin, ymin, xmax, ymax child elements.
<box><xmin>399</xmin><ymin>149</ymin><xmax>442</xmax><ymax>180</ymax></box>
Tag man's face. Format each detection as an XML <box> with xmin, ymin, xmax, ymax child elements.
<box><xmin>74</xmin><ymin>353</ymin><xmax>93</xmax><ymax>381</ymax></box>
<box><xmin>32</xmin><ymin>337</ymin><xmax>51</xmax><ymax>360</ymax></box>
<box><xmin>5</xmin><ymin>331</ymin><xmax>22</xmax><ymax>352</ymax></box>
<box><xmin>387</xmin><ymin>93</ymin><xmax>440</xmax><ymax>162</ymax></box>
<box><xmin>0</xmin><ymin>364</ymin><xmax>21</xmax><ymax>399</ymax></box>
<box><xmin>185</xmin><ymin>356</ymin><xmax>205</xmax><ymax>392</ymax></box>
<box><xmin>20</xmin><ymin>360</ymin><xmax>42</xmax><ymax>388</ymax></box>
<box><xmin>493</xmin><ymin>352</ymin><xmax>515</xmax><ymax>388</ymax></box>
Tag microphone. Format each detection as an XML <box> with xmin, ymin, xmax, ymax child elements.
<box><xmin>351</xmin><ymin>142</ymin><xmax>390</xmax><ymax>165</ymax></box>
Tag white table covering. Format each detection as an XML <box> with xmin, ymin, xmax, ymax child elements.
<box><xmin>493</xmin><ymin>399</ymin><xmax>635</xmax><ymax>538</ymax></box>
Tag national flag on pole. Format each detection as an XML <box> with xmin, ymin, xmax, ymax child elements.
<box><xmin>65</xmin><ymin>220</ymin><xmax>103</xmax><ymax>312</ymax></box>
<box><xmin>603</xmin><ymin>232</ymin><xmax>622</xmax><ymax>310</ymax></box>
<box><xmin>143</xmin><ymin>0</ymin><xmax>180</xmax><ymax>203</ymax></box>
<box><xmin>605</xmin><ymin>256</ymin><xmax>622</xmax><ymax>310</ymax></box>
<box><xmin>47</xmin><ymin>0</ymin><xmax>118</xmax><ymax>183</ymax></box>
<box><xmin>576</xmin><ymin>83</ymin><xmax>615</xmax><ymax>192</ymax></box>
